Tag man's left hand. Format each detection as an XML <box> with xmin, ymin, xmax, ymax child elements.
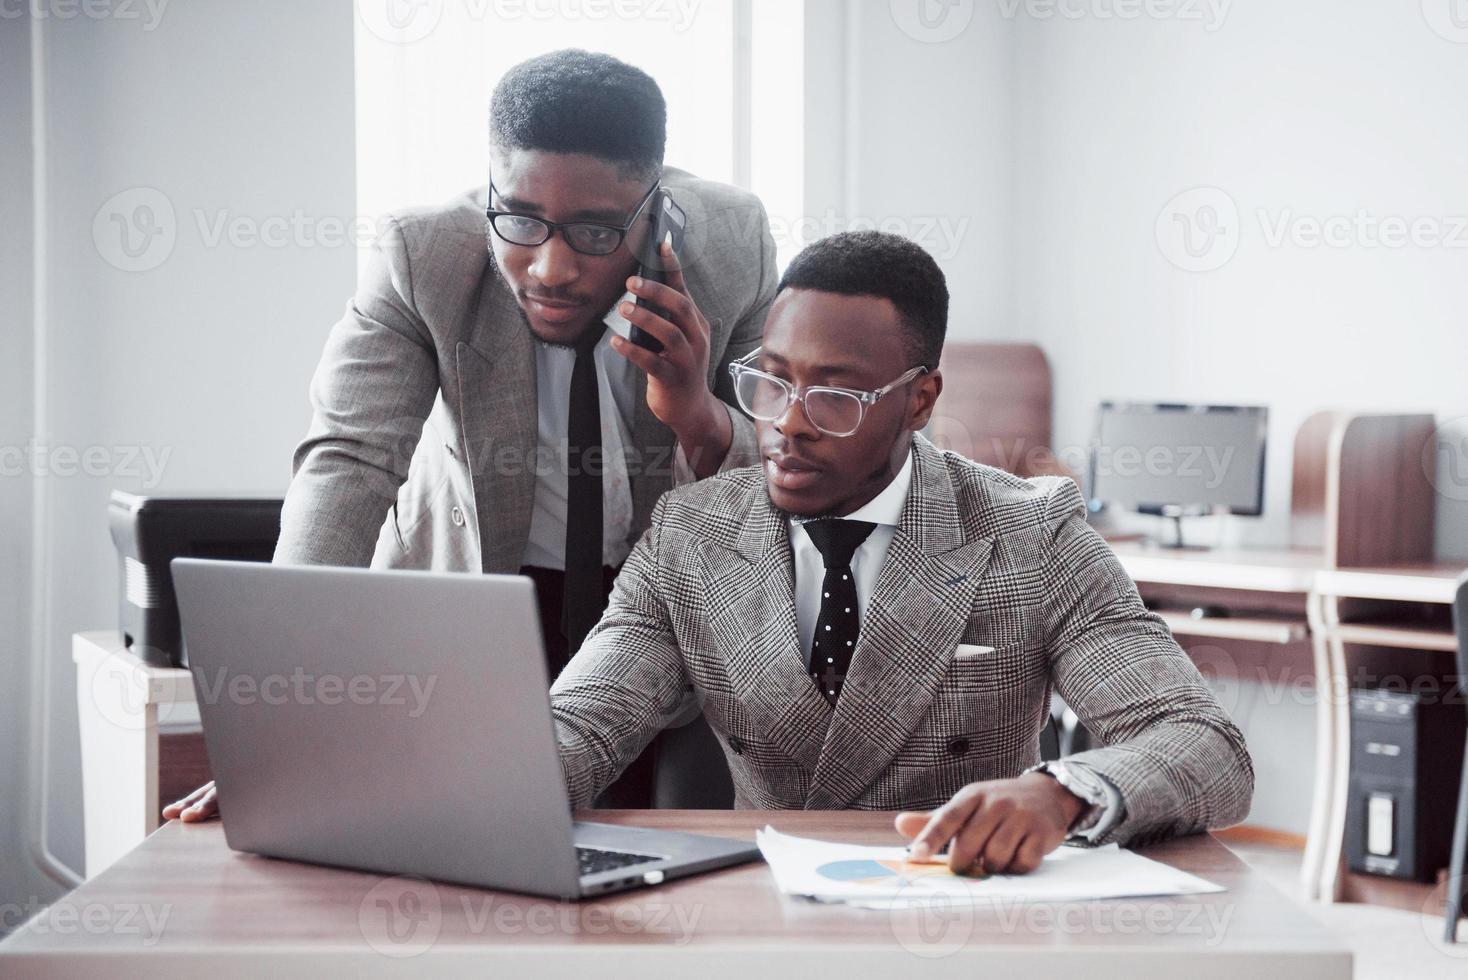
<box><xmin>611</xmin><ymin>239</ymin><xmax>731</xmax><ymax>476</ymax></box>
<box><xmin>894</xmin><ymin>771</ymin><xmax>1088</xmax><ymax>875</ymax></box>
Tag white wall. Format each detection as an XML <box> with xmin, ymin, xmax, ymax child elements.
<box><xmin>1</xmin><ymin>14</ymin><xmax>56</xmax><ymax>918</ymax></box>
<box><xmin>840</xmin><ymin>0</ymin><xmax>1468</xmax><ymax>834</ymax></box>
<box><xmin>8</xmin><ymin>0</ymin><xmax>356</xmax><ymax>905</ymax></box>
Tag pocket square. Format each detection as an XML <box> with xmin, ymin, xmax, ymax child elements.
<box><xmin>953</xmin><ymin>643</ymin><xmax>996</xmax><ymax>660</ymax></box>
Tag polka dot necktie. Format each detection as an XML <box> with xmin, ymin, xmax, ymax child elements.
<box><xmin>802</xmin><ymin>518</ymin><xmax>877</xmax><ymax>705</ymax></box>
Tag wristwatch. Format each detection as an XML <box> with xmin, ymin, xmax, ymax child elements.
<box><xmin>1025</xmin><ymin>760</ymin><xmax>1118</xmax><ymax>841</ymax></box>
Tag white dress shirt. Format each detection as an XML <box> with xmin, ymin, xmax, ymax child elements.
<box><xmin>522</xmin><ymin>294</ymin><xmax>641</xmax><ymax>570</ymax></box>
<box><xmin>789</xmin><ymin>448</ymin><xmax>914</xmax><ymax>660</ymax></box>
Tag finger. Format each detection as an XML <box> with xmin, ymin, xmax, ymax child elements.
<box><xmin>625</xmin><ymin>277</ymin><xmax>701</xmax><ymax>345</ymax></box>
<box><xmin>946</xmin><ymin>801</ymin><xmax>1006</xmax><ymax>875</ymax></box>
<box><xmin>628</xmin><ymin>272</ymin><xmax>693</xmax><ymax>320</ymax></box>
<box><xmin>162</xmin><ymin>781</ymin><xmax>214</xmax><ymax>819</ymax></box>
<box><xmin>618</xmin><ymin>298</ymin><xmax>688</xmax><ymax>355</ymax></box>
<box><xmin>1007</xmin><ymin>834</ymin><xmax>1048</xmax><ymax>875</ymax></box>
<box><xmin>976</xmin><ymin>815</ymin><xmax>1028</xmax><ymax>874</ymax></box>
<box><xmin>894</xmin><ymin>811</ymin><xmax>931</xmax><ymax>840</ymax></box>
<box><xmin>905</xmin><ymin>787</ymin><xmax>981</xmax><ymax>862</ymax></box>
<box><xmin>658</xmin><ymin>237</ymin><xmax>689</xmax><ymax>298</ymax></box>
<box><xmin>609</xmin><ymin>334</ymin><xmax>675</xmax><ymax>381</ymax></box>
<box><xmin>180</xmin><ymin>788</ymin><xmax>219</xmax><ymax>823</ymax></box>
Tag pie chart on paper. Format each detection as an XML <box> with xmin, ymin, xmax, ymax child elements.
<box><xmin>814</xmin><ymin>858</ymin><xmax>977</xmax><ymax>886</ymax></box>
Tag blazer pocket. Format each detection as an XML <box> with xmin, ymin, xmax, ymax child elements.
<box><xmin>953</xmin><ymin>643</ymin><xmax>996</xmax><ymax>660</ymax></box>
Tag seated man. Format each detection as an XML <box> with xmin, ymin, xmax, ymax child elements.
<box><xmin>550</xmin><ymin>230</ymin><xmax>1254</xmax><ymax>874</ymax></box>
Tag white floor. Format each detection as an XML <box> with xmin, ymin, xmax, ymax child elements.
<box><xmin>1222</xmin><ymin>840</ymin><xmax>1468</xmax><ymax>979</ymax></box>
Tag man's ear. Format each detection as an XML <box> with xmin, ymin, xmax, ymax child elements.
<box><xmin>908</xmin><ymin>368</ymin><xmax>943</xmax><ymax>431</ymax></box>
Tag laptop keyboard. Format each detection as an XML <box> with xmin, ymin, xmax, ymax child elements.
<box><xmin>576</xmin><ymin>845</ymin><xmax>662</xmax><ymax>877</ymax></box>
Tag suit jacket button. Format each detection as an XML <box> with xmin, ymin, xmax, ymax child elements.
<box><xmin>450</xmin><ymin>506</ymin><xmax>465</xmax><ymax>527</ymax></box>
<box><xmin>729</xmin><ymin>737</ymin><xmax>744</xmax><ymax>755</ymax></box>
<box><xmin>946</xmin><ymin>738</ymin><xmax>970</xmax><ymax>757</ymax></box>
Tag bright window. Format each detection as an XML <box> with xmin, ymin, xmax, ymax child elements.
<box><xmin>354</xmin><ymin>0</ymin><xmax>803</xmax><ymax>275</ymax></box>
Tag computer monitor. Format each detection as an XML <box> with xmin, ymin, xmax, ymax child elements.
<box><xmin>1087</xmin><ymin>402</ymin><xmax>1267</xmax><ymax>548</ymax></box>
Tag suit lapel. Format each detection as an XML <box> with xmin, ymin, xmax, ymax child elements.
<box><xmin>457</xmin><ymin>276</ymin><xmax>537</xmax><ymax>573</ymax></box>
<box><xmin>700</xmin><ymin>483</ymin><xmax>831</xmax><ymax>775</ymax></box>
<box><xmin>806</xmin><ymin>438</ymin><xmax>995</xmax><ymax>809</ymax></box>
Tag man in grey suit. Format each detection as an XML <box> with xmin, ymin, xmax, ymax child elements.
<box><xmin>550</xmin><ymin>231</ymin><xmax>1254</xmax><ymax>873</ymax></box>
<box><xmin>165</xmin><ymin>49</ymin><xmax>771</xmax><ymax>821</ymax></box>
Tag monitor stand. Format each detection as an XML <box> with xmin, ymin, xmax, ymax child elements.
<box><xmin>1153</xmin><ymin>513</ymin><xmax>1210</xmax><ymax>551</ymax></box>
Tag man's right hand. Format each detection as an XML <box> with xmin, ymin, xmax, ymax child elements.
<box><xmin>161</xmin><ymin>781</ymin><xmax>220</xmax><ymax>822</ymax></box>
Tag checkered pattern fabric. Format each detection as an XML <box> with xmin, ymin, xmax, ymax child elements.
<box><xmin>549</xmin><ymin>435</ymin><xmax>1254</xmax><ymax>847</ymax></box>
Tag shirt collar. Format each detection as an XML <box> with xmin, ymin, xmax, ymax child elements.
<box><xmin>791</xmin><ymin>444</ymin><xmax>914</xmax><ymax>530</ymax></box>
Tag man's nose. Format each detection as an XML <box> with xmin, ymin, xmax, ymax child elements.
<box><xmin>773</xmin><ymin>393</ymin><xmax>820</xmax><ymax>440</ymax></box>
<box><xmin>527</xmin><ymin>233</ymin><xmax>580</xmax><ymax>289</ymax></box>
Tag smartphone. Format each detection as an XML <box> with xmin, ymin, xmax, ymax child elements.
<box><xmin>630</xmin><ymin>188</ymin><xmax>687</xmax><ymax>353</ymax></box>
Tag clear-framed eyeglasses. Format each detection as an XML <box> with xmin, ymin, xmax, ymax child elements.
<box><xmin>727</xmin><ymin>347</ymin><xmax>929</xmax><ymax>437</ymax></box>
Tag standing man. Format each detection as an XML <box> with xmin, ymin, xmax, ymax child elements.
<box><xmin>165</xmin><ymin>48</ymin><xmax>773</xmax><ymax>821</ymax></box>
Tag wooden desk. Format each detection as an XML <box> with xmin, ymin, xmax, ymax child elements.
<box><xmin>0</xmin><ymin>811</ymin><xmax>1350</xmax><ymax>978</ymax></box>
<box><xmin>1311</xmin><ymin>562</ymin><xmax>1465</xmax><ymax>908</ymax></box>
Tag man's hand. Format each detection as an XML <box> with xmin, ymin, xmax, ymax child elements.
<box><xmin>610</xmin><ymin>239</ymin><xmax>732</xmax><ymax>478</ymax></box>
<box><xmin>894</xmin><ymin>772</ymin><xmax>1087</xmax><ymax>875</ymax></box>
<box><xmin>161</xmin><ymin>781</ymin><xmax>220</xmax><ymax>822</ymax></box>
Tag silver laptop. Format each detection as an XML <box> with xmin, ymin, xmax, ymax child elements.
<box><xmin>171</xmin><ymin>558</ymin><xmax>759</xmax><ymax>899</ymax></box>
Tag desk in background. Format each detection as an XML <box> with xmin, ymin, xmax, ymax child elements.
<box><xmin>0</xmin><ymin>810</ymin><xmax>1352</xmax><ymax>979</ymax></box>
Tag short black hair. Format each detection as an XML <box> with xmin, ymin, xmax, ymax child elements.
<box><xmin>489</xmin><ymin>49</ymin><xmax>666</xmax><ymax>182</ymax></box>
<box><xmin>777</xmin><ymin>231</ymin><xmax>949</xmax><ymax>369</ymax></box>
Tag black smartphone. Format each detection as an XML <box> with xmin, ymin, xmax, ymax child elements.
<box><xmin>630</xmin><ymin>188</ymin><xmax>687</xmax><ymax>353</ymax></box>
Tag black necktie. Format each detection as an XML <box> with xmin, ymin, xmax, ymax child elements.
<box><xmin>563</xmin><ymin>324</ymin><xmax>607</xmax><ymax>654</ymax></box>
<box><xmin>802</xmin><ymin>518</ymin><xmax>877</xmax><ymax>704</ymax></box>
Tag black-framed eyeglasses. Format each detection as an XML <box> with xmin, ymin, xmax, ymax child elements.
<box><xmin>727</xmin><ymin>347</ymin><xmax>929</xmax><ymax>438</ymax></box>
<box><xmin>485</xmin><ymin>179</ymin><xmax>659</xmax><ymax>256</ymax></box>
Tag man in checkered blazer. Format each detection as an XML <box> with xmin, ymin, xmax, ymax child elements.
<box><xmin>551</xmin><ymin>231</ymin><xmax>1253</xmax><ymax>874</ymax></box>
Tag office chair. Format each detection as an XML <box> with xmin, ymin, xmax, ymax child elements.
<box><xmin>1446</xmin><ymin>570</ymin><xmax>1468</xmax><ymax>943</ymax></box>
